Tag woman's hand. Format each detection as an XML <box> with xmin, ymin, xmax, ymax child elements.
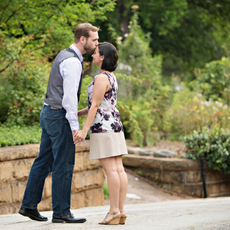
<box><xmin>74</xmin><ymin>129</ymin><xmax>88</xmax><ymax>145</ymax></box>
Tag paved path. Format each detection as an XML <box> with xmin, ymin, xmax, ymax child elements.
<box><xmin>1</xmin><ymin>197</ymin><xmax>230</xmax><ymax>230</ymax></box>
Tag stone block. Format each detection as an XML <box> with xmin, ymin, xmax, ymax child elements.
<box><xmin>0</xmin><ymin>203</ymin><xmax>21</xmax><ymax>215</ymax></box>
<box><xmin>185</xmin><ymin>171</ymin><xmax>202</xmax><ymax>183</ymax></box>
<box><xmin>0</xmin><ymin>159</ymin><xmax>34</xmax><ymax>183</ymax></box>
<box><xmin>0</xmin><ymin>183</ymin><xmax>12</xmax><ymax>203</ymax></box>
<box><xmin>83</xmin><ymin>152</ymin><xmax>101</xmax><ymax>170</ymax></box>
<box><xmin>160</xmin><ymin>171</ymin><xmax>186</xmax><ymax>183</ymax></box>
<box><xmin>137</xmin><ymin>168</ymin><xmax>161</xmax><ymax>182</ymax></box>
<box><xmin>43</xmin><ymin>175</ymin><xmax>52</xmax><ymax>198</ymax></box>
<box><xmin>219</xmin><ymin>182</ymin><xmax>230</xmax><ymax>193</ymax></box>
<box><xmin>0</xmin><ymin>161</ymin><xmax>12</xmax><ymax>183</ymax></box>
<box><xmin>149</xmin><ymin>170</ymin><xmax>161</xmax><ymax>181</ymax></box>
<box><xmin>11</xmin><ymin>181</ymin><xmax>27</xmax><ymax>203</ymax></box>
<box><xmin>161</xmin><ymin>158</ymin><xmax>200</xmax><ymax>171</ymax></box>
<box><xmin>205</xmin><ymin>170</ymin><xmax>230</xmax><ymax>182</ymax></box>
<box><xmin>161</xmin><ymin>183</ymin><xmax>171</xmax><ymax>191</ymax></box>
<box><xmin>0</xmin><ymin>142</ymin><xmax>105</xmax><ymax>215</ymax></box>
<box><xmin>85</xmin><ymin>187</ymin><xmax>104</xmax><ymax>207</ymax></box>
<box><xmin>75</xmin><ymin>140</ymin><xmax>90</xmax><ymax>153</ymax></box>
<box><xmin>71</xmin><ymin>191</ymin><xmax>86</xmax><ymax>209</ymax></box>
<box><xmin>72</xmin><ymin>169</ymin><xmax>105</xmax><ymax>192</ymax></box>
<box><xmin>74</xmin><ymin>152</ymin><xmax>85</xmax><ymax>172</ymax></box>
<box><xmin>38</xmin><ymin>197</ymin><xmax>52</xmax><ymax>211</ymax></box>
<box><xmin>0</xmin><ymin>144</ymin><xmax>39</xmax><ymax>162</ymax></box>
<box><xmin>14</xmin><ymin>159</ymin><xmax>35</xmax><ymax>180</ymax></box>
<box><xmin>37</xmin><ymin>187</ymin><xmax>105</xmax><ymax>212</ymax></box>
<box><xmin>16</xmin><ymin>181</ymin><xmax>27</xmax><ymax>202</ymax></box>
<box><xmin>170</xmin><ymin>183</ymin><xmax>202</xmax><ymax>197</ymax></box>
<box><xmin>205</xmin><ymin>182</ymin><xmax>230</xmax><ymax>196</ymax></box>
<box><xmin>123</xmin><ymin>155</ymin><xmax>162</xmax><ymax>169</ymax></box>
<box><xmin>74</xmin><ymin>151</ymin><xmax>101</xmax><ymax>172</ymax></box>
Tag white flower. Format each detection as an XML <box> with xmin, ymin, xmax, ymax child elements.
<box><xmin>215</xmin><ymin>101</ymin><xmax>223</xmax><ymax>107</ymax></box>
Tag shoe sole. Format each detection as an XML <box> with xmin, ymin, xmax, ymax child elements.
<box><xmin>52</xmin><ymin>218</ymin><xmax>86</xmax><ymax>223</ymax></box>
<box><xmin>19</xmin><ymin>209</ymin><xmax>48</xmax><ymax>222</ymax></box>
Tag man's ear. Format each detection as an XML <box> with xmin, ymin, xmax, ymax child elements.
<box><xmin>80</xmin><ymin>36</ymin><xmax>86</xmax><ymax>44</ymax></box>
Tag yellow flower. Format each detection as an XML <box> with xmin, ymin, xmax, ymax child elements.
<box><xmin>132</xmin><ymin>5</ymin><xmax>139</xmax><ymax>9</ymax></box>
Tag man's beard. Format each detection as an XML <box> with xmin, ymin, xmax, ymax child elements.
<box><xmin>83</xmin><ymin>41</ymin><xmax>95</xmax><ymax>54</ymax></box>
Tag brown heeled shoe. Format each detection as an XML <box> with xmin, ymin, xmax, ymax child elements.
<box><xmin>119</xmin><ymin>211</ymin><xmax>127</xmax><ymax>225</ymax></box>
<box><xmin>99</xmin><ymin>211</ymin><xmax>121</xmax><ymax>225</ymax></box>
<box><xmin>119</xmin><ymin>215</ymin><xmax>127</xmax><ymax>225</ymax></box>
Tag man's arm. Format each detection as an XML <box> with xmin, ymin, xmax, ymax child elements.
<box><xmin>60</xmin><ymin>57</ymin><xmax>82</xmax><ymax>141</ymax></box>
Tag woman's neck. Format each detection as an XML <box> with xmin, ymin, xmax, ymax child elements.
<box><xmin>100</xmin><ymin>69</ymin><xmax>111</xmax><ymax>74</ymax></box>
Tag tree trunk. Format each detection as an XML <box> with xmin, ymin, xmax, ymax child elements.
<box><xmin>117</xmin><ymin>0</ymin><xmax>129</xmax><ymax>40</ymax></box>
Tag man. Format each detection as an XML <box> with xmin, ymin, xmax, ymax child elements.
<box><xmin>18</xmin><ymin>23</ymin><xmax>99</xmax><ymax>223</ymax></box>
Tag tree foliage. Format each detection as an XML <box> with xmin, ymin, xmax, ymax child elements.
<box><xmin>116</xmin><ymin>8</ymin><xmax>172</xmax><ymax>146</ymax></box>
<box><xmin>189</xmin><ymin>57</ymin><xmax>230</xmax><ymax>104</ymax></box>
<box><xmin>0</xmin><ymin>0</ymin><xmax>115</xmax><ymax>125</ymax></box>
<box><xmin>100</xmin><ymin>0</ymin><xmax>230</xmax><ymax>75</ymax></box>
<box><xmin>0</xmin><ymin>0</ymin><xmax>115</xmax><ymax>72</ymax></box>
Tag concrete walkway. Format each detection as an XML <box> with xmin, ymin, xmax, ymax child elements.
<box><xmin>1</xmin><ymin>197</ymin><xmax>230</xmax><ymax>230</ymax></box>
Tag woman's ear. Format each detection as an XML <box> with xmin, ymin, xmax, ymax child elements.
<box><xmin>100</xmin><ymin>55</ymin><xmax>104</xmax><ymax>61</ymax></box>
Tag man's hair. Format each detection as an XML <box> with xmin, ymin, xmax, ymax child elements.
<box><xmin>74</xmin><ymin>23</ymin><xmax>99</xmax><ymax>43</ymax></box>
<box><xmin>99</xmin><ymin>42</ymin><xmax>118</xmax><ymax>72</ymax></box>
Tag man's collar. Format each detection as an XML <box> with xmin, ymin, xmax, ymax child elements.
<box><xmin>70</xmin><ymin>44</ymin><xmax>83</xmax><ymax>63</ymax></box>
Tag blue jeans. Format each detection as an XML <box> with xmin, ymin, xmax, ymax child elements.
<box><xmin>21</xmin><ymin>105</ymin><xmax>75</xmax><ymax>217</ymax></box>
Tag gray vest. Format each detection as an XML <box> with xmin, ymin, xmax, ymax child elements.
<box><xmin>44</xmin><ymin>48</ymin><xmax>83</xmax><ymax>109</ymax></box>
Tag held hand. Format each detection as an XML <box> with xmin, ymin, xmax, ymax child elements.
<box><xmin>74</xmin><ymin>129</ymin><xmax>87</xmax><ymax>145</ymax></box>
<box><xmin>72</xmin><ymin>130</ymin><xmax>78</xmax><ymax>144</ymax></box>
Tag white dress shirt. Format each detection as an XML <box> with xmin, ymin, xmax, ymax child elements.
<box><xmin>60</xmin><ymin>44</ymin><xmax>83</xmax><ymax>131</ymax></box>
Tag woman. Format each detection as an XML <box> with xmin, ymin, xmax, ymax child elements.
<box><xmin>75</xmin><ymin>42</ymin><xmax>128</xmax><ymax>225</ymax></box>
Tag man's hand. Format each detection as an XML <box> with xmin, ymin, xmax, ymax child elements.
<box><xmin>72</xmin><ymin>130</ymin><xmax>78</xmax><ymax>144</ymax></box>
<box><xmin>72</xmin><ymin>129</ymin><xmax>87</xmax><ymax>145</ymax></box>
<box><xmin>75</xmin><ymin>129</ymin><xmax>88</xmax><ymax>145</ymax></box>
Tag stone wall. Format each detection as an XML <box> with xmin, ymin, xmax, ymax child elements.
<box><xmin>0</xmin><ymin>141</ymin><xmax>105</xmax><ymax>215</ymax></box>
<box><xmin>122</xmin><ymin>154</ymin><xmax>230</xmax><ymax>198</ymax></box>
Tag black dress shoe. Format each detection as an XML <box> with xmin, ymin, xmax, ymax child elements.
<box><xmin>52</xmin><ymin>213</ymin><xmax>86</xmax><ymax>223</ymax></box>
<box><xmin>19</xmin><ymin>207</ymin><xmax>48</xmax><ymax>221</ymax></box>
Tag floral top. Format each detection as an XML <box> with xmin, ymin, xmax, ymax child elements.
<box><xmin>87</xmin><ymin>72</ymin><xmax>124</xmax><ymax>133</ymax></box>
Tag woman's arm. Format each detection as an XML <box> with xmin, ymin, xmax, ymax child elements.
<box><xmin>74</xmin><ymin>74</ymin><xmax>110</xmax><ymax>144</ymax></box>
<box><xmin>78</xmin><ymin>107</ymin><xmax>88</xmax><ymax>117</ymax></box>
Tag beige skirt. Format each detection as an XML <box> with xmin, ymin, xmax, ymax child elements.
<box><xmin>89</xmin><ymin>132</ymin><xmax>128</xmax><ymax>160</ymax></box>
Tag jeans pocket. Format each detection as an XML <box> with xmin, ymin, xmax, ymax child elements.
<box><xmin>45</xmin><ymin>117</ymin><xmax>63</xmax><ymax>137</ymax></box>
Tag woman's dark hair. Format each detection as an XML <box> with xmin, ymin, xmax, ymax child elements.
<box><xmin>98</xmin><ymin>42</ymin><xmax>118</xmax><ymax>72</ymax></box>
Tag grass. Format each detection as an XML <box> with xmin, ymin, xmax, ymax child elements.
<box><xmin>103</xmin><ymin>184</ymin><xmax>110</xmax><ymax>199</ymax></box>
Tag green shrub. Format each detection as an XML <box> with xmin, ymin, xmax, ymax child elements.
<box><xmin>0</xmin><ymin>85</ymin><xmax>11</xmax><ymax>123</ymax></box>
<box><xmin>103</xmin><ymin>184</ymin><xmax>110</xmax><ymax>199</ymax></box>
<box><xmin>184</xmin><ymin>128</ymin><xmax>230</xmax><ymax>174</ymax></box>
<box><xmin>117</xmin><ymin>101</ymin><xmax>144</xmax><ymax>147</ymax></box>
<box><xmin>6</xmin><ymin>52</ymin><xmax>50</xmax><ymax>125</ymax></box>
<box><xmin>0</xmin><ymin>75</ymin><xmax>99</xmax><ymax>147</ymax></box>
<box><xmin>164</xmin><ymin>88</ymin><xmax>230</xmax><ymax>136</ymax></box>
<box><xmin>0</xmin><ymin>123</ymin><xmax>41</xmax><ymax>147</ymax></box>
<box><xmin>115</xmin><ymin>8</ymin><xmax>172</xmax><ymax>146</ymax></box>
<box><xmin>117</xmin><ymin>85</ymin><xmax>172</xmax><ymax>147</ymax></box>
<box><xmin>78</xmin><ymin>75</ymin><xmax>94</xmax><ymax>129</ymax></box>
<box><xmin>117</xmin><ymin>8</ymin><xmax>163</xmax><ymax>99</ymax></box>
<box><xmin>189</xmin><ymin>56</ymin><xmax>230</xmax><ymax>104</ymax></box>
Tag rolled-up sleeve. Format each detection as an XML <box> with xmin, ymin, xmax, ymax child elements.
<box><xmin>60</xmin><ymin>57</ymin><xmax>82</xmax><ymax>131</ymax></box>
